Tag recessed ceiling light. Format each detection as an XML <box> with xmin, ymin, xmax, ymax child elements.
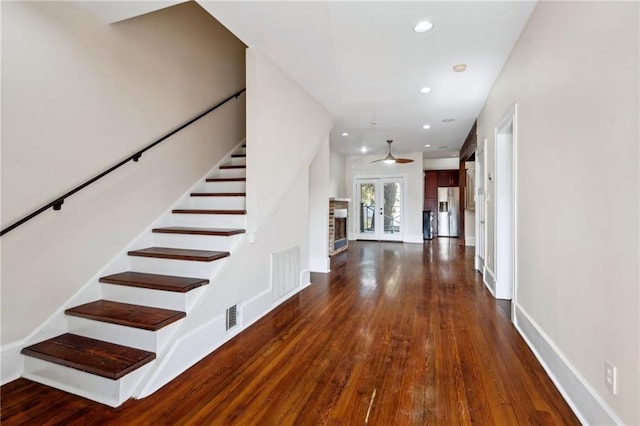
<box><xmin>422</xmin><ymin>124</ymin><xmax>431</xmax><ymax>130</ymax></box>
<box><xmin>425</xmin><ymin>144</ymin><xmax>432</xmax><ymax>148</ymax></box>
<box><xmin>453</xmin><ymin>63</ymin><xmax>467</xmax><ymax>72</ymax></box>
<box><xmin>371</xmin><ymin>121</ymin><xmax>378</xmax><ymax>125</ymax></box>
<box><xmin>419</xmin><ymin>87</ymin><xmax>432</xmax><ymax>94</ymax></box>
<box><xmin>442</xmin><ymin>118</ymin><xmax>455</xmax><ymax>123</ymax></box>
<box><xmin>341</xmin><ymin>132</ymin><xmax>349</xmax><ymax>136</ymax></box>
<box><xmin>361</xmin><ymin>147</ymin><xmax>367</xmax><ymax>153</ymax></box>
<box><xmin>414</xmin><ymin>21</ymin><xmax>434</xmax><ymax>33</ymax></box>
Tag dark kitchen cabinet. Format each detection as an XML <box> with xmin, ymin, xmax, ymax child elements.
<box><xmin>437</xmin><ymin>171</ymin><xmax>459</xmax><ymax>187</ymax></box>
<box><xmin>424</xmin><ymin>169</ymin><xmax>459</xmax><ymax>236</ymax></box>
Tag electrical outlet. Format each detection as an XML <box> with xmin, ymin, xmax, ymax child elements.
<box><xmin>605</xmin><ymin>361</ymin><xmax>617</xmax><ymax>395</ymax></box>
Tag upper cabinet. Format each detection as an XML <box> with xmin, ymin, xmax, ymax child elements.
<box><xmin>437</xmin><ymin>170</ymin><xmax>459</xmax><ymax>187</ymax></box>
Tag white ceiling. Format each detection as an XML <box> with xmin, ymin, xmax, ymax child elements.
<box><xmin>200</xmin><ymin>1</ymin><xmax>536</xmax><ymax>160</ymax></box>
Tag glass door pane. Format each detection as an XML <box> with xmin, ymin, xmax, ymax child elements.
<box><xmin>382</xmin><ymin>180</ymin><xmax>402</xmax><ymax>239</ymax></box>
<box><xmin>358</xmin><ymin>182</ymin><xmax>376</xmax><ymax>237</ymax></box>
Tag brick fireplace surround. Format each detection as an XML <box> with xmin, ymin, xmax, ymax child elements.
<box><xmin>329</xmin><ymin>198</ymin><xmax>349</xmax><ymax>256</ymax></box>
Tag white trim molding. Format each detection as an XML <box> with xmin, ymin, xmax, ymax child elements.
<box><xmin>1</xmin><ymin>340</ymin><xmax>24</xmax><ymax>385</ymax></box>
<box><xmin>514</xmin><ymin>305</ymin><xmax>623</xmax><ymax>425</ymax></box>
<box><xmin>483</xmin><ymin>265</ymin><xmax>496</xmax><ymax>296</ymax></box>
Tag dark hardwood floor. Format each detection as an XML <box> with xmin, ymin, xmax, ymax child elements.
<box><xmin>1</xmin><ymin>239</ymin><xmax>580</xmax><ymax>425</ymax></box>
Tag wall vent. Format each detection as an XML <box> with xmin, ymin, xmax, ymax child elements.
<box><xmin>271</xmin><ymin>246</ymin><xmax>300</xmax><ymax>302</ymax></box>
<box><xmin>226</xmin><ymin>304</ymin><xmax>239</xmax><ymax>331</ymax></box>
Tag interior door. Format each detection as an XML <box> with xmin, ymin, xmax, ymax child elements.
<box><xmin>356</xmin><ymin>178</ymin><xmax>403</xmax><ymax>241</ymax></box>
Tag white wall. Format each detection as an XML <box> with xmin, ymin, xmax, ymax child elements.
<box><xmin>1</xmin><ymin>1</ymin><xmax>246</xmax><ymax>345</ymax></box>
<box><xmin>309</xmin><ymin>138</ymin><xmax>330</xmax><ymax>272</ymax></box>
<box><xmin>329</xmin><ymin>150</ymin><xmax>347</xmax><ymax>198</ymax></box>
<box><xmin>478</xmin><ymin>2</ymin><xmax>639</xmax><ymax>424</ymax></box>
<box><xmin>74</xmin><ymin>1</ymin><xmax>188</xmax><ymax>24</ymax></box>
<box><xmin>345</xmin><ymin>152</ymin><xmax>424</xmax><ymax>243</ymax></box>
<box><xmin>245</xmin><ymin>49</ymin><xmax>334</xmax><ymax>240</ymax></box>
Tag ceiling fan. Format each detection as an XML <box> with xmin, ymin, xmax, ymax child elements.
<box><xmin>370</xmin><ymin>140</ymin><xmax>414</xmax><ymax>164</ymax></box>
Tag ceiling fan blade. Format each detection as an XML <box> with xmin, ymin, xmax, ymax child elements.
<box><xmin>395</xmin><ymin>158</ymin><xmax>415</xmax><ymax>164</ymax></box>
<box><xmin>369</xmin><ymin>158</ymin><xmax>386</xmax><ymax>163</ymax></box>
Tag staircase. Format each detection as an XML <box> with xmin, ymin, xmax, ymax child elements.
<box><xmin>20</xmin><ymin>144</ymin><xmax>248</xmax><ymax>407</ymax></box>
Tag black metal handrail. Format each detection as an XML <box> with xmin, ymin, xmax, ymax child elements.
<box><xmin>0</xmin><ymin>88</ymin><xmax>246</xmax><ymax>237</ymax></box>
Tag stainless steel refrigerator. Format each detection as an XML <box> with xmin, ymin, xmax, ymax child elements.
<box><xmin>437</xmin><ymin>187</ymin><xmax>460</xmax><ymax>237</ymax></box>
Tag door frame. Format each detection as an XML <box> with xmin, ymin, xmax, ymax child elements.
<box><xmin>353</xmin><ymin>175</ymin><xmax>407</xmax><ymax>242</ymax></box>
<box><xmin>493</xmin><ymin>103</ymin><xmax>518</xmax><ymax>315</ymax></box>
<box><xmin>475</xmin><ymin>138</ymin><xmax>486</xmax><ymax>272</ymax></box>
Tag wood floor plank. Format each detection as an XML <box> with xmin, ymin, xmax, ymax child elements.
<box><xmin>1</xmin><ymin>240</ymin><xmax>580</xmax><ymax>425</ymax></box>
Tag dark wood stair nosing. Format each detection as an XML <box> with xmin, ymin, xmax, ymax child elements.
<box><xmin>205</xmin><ymin>177</ymin><xmax>246</xmax><ymax>182</ymax></box>
<box><xmin>219</xmin><ymin>165</ymin><xmax>246</xmax><ymax>169</ymax></box>
<box><xmin>231</xmin><ymin>154</ymin><xmax>246</xmax><ymax>158</ymax></box>
<box><xmin>128</xmin><ymin>247</ymin><xmax>230</xmax><ymax>262</ymax></box>
<box><xmin>190</xmin><ymin>192</ymin><xmax>246</xmax><ymax>197</ymax></box>
<box><xmin>172</xmin><ymin>209</ymin><xmax>247</xmax><ymax>215</ymax></box>
<box><xmin>64</xmin><ymin>300</ymin><xmax>186</xmax><ymax>331</ymax></box>
<box><xmin>21</xmin><ymin>333</ymin><xmax>155</xmax><ymax>380</ymax></box>
<box><xmin>99</xmin><ymin>272</ymin><xmax>209</xmax><ymax>293</ymax></box>
<box><xmin>152</xmin><ymin>227</ymin><xmax>246</xmax><ymax>236</ymax></box>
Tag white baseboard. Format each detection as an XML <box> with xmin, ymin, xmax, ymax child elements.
<box><xmin>1</xmin><ymin>340</ymin><xmax>24</xmax><ymax>385</ymax></box>
<box><xmin>514</xmin><ymin>305</ymin><xmax>623</xmax><ymax>425</ymax></box>
<box><xmin>465</xmin><ymin>236</ymin><xmax>476</xmax><ymax>246</ymax></box>
<box><xmin>483</xmin><ymin>265</ymin><xmax>496</xmax><ymax>296</ymax></box>
<box><xmin>403</xmin><ymin>234</ymin><xmax>425</xmax><ymax>244</ymax></box>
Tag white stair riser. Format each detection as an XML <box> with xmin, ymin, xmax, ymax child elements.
<box><xmin>128</xmin><ymin>256</ymin><xmax>226</xmax><ymax>278</ymax></box>
<box><xmin>187</xmin><ymin>196</ymin><xmax>246</xmax><ymax>210</ymax></box>
<box><xmin>198</xmin><ymin>181</ymin><xmax>246</xmax><ymax>193</ymax></box>
<box><xmin>229</xmin><ymin>157</ymin><xmax>246</xmax><ymax>166</ymax></box>
<box><xmin>23</xmin><ymin>357</ymin><xmax>153</xmax><ymax>407</ymax></box>
<box><xmin>67</xmin><ymin>317</ymin><xmax>180</xmax><ymax>353</ymax></box>
<box><xmin>101</xmin><ymin>284</ymin><xmax>206</xmax><ymax>312</ymax></box>
<box><xmin>172</xmin><ymin>214</ymin><xmax>246</xmax><ymax>229</ymax></box>
<box><xmin>211</xmin><ymin>168</ymin><xmax>246</xmax><ymax>178</ymax></box>
<box><xmin>152</xmin><ymin>233</ymin><xmax>244</xmax><ymax>251</ymax></box>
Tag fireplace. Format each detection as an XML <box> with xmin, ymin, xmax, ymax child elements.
<box><xmin>329</xmin><ymin>198</ymin><xmax>350</xmax><ymax>256</ymax></box>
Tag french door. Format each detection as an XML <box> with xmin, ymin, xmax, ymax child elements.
<box><xmin>355</xmin><ymin>178</ymin><xmax>404</xmax><ymax>241</ymax></box>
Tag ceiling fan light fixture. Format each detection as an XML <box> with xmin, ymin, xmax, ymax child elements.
<box><xmin>414</xmin><ymin>21</ymin><xmax>434</xmax><ymax>33</ymax></box>
<box><xmin>370</xmin><ymin>140</ymin><xmax>414</xmax><ymax>165</ymax></box>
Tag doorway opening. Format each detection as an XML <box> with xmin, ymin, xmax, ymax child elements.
<box><xmin>494</xmin><ymin>104</ymin><xmax>517</xmax><ymax>309</ymax></box>
<box><xmin>355</xmin><ymin>177</ymin><xmax>404</xmax><ymax>241</ymax></box>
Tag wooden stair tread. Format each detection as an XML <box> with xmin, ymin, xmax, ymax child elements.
<box><xmin>231</xmin><ymin>154</ymin><xmax>246</xmax><ymax>158</ymax></box>
<box><xmin>205</xmin><ymin>177</ymin><xmax>246</xmax><ymax>182</ymax></box>
<box><xmin>190</xmin><ymin>192</ymin><xmax>246</xmax><ymax>197</ymax></box>
<box><xmin>152</xmin><ymin>227</ymin><xmax>245</xmax><ymax>236</ymax></box>
<box><xmin>65</xmin><ymin>300</ymin><xmax>185</xmax><ymax>331</ymax></box>
<box><xmin>219</xmin><ymin>165</ymin><xmax>246</xmax><ymax>169</ymax></box>
<box><xmin>172</xmin><ymin>209</ymin><xmax>246</xmax><ymax>215</ymax></box>
<box><xmin>128</xmin><ymin>247</ymin><xmax>230</xmax><ymax>262</ymax></box>
<box><xmin>100</xmin><ymin>272</ymin><xmax>208</xmax><ymax>292</ymax></box>
<box><xmin>21</xmin><ymin>333</ymin><xmax>155</xmax><ymax>380</ymax></box>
